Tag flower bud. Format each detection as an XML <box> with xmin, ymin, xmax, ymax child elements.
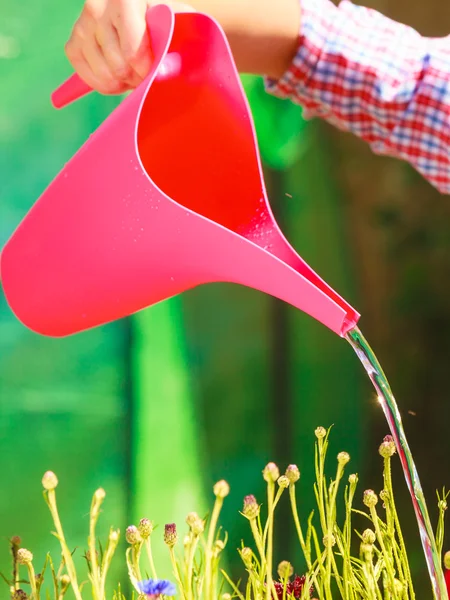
<box><xmin>438</xmin><ymin>500</ymin><xmax>448</xmax><ymax>511</ymax></box>
<box><xmin>12</xmin><ymin>590</ymin><xmax>28</xmax><ymax>600</ymax></box>
<box><xmin>444</xmin><ymin>550</ymin><xmax>450</xmax><ymax>570</ymax></box>
<box><xmin>242</xmin><ymin>495</ymin><xmax>260</xmax><ymax>520</ymax></box>
<box><xmin>222</xmin><ymin>594</ymin><xmax>232</xmax><ymax>600</ymax></box>
<box><xmin>60</xmin><ymin>574</ymin><xmax>71</xmax><ymax>591</ymax></box>
<box><xmin>139</xmin><ymin>518</ymin><xmax>153</xmax><ymax>539</ymax></box>
<box><xmin>285</xmin><ymin>465</ymin><xmax>300</xmax><ymax>483</ymax></box>
<box><xmin>240</xmin><ymin>547</ymin><xmax>253</xmax><ymax>568</ymax></box>
<box><xmin>213</xmin><ymin>480</ymin><xmax>230</xmax><ymax>499</ymax></box>
<box><xmin>277</xmin><ymin>476</ymin><xmax>290</xmax><ymax>489</ymax></box>
<box><xmin>164</xmin><ymin>523</ymin><xmax>178</xmax><ymax>547</ymax></box>
<box><xmin>42</xmin><ymin>471</ymin><xmax>58</xmax><ymax>491</ymax></box>
<box><xmin>17</xmin><ymin>548</ymin><xmax>33</xmax><ymax>565</ymax></box>
<box><xmin>277</xmin><ymin>560</ymin><xmax>294</xmax><ymax>580</ymax></box>
<box><xmin>213</xmin><ymin>540</ymin><xmax>225</xmax><ymax>556</ymax></box>
<box><xmin>125</xmin><ymin>525</ymin><xmax>142</xmax><ymax>545</ymax></box>
<box><xmin>379</xmin><ymin>436</ymin><xmax>396</xmax><ymax>458</ymax></box>
<box><xmin>337</xmin><ymin>452</ymin><xmax>350</xmax><ymax>466</ymax></box>
<box><xmin>263</xmin><ymin>462</ymin><xmax>280</xmax><ymax>483</ymax></box>
<box><xmin>315</xmin><ymin>427</ymin><xmax>327</xmax><ymax>440</ymax></box>
<box><xmin>363</xmin><ymin>490</ymin><xmax>378</xmax><ymax>508</ymax></box>
<box><xmin>362</xmin><ymin>529</ymin><xmax>376</xmax><ymax>545</ymax></box>
<box><xmin>186</xmin><ymin>512</ymin><xmax>204</xmax><ymax>536</ymax></box>
<box><xmin>94</xmin><ymin>488</ymin><xmax>106</xmax><ymax>502</ymax></box>
<box><xmin>109</xmin><ymin>529</ymin><xmax>120</xmax><ymax>543</ymax></box>
<box><xmin>379</xmin><ymin>489</ymin><xmax>389</xmax><ymax>503</ymax></box>
<box><xmin>323</xmin><ymin>534</ymin><xmax>336</xmax><ymax>547</ymax></box>
<box><xmin>10</xmin><ymin>536</ymin><xmax>21</xmax><ymax>547</ymax></box>
<box><xmin>348</xmin><ymin>474</ymin><xmax>358</xmax><ymax>485</ymax></box>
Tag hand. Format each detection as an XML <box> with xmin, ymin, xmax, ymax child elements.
<box><xmin>65</xmin><ymin>0</ymin><xmax>301</xmax><ymax>94</ymax></box>
<box><xmin>65</xmin><ymin>0</ymin><xmax>193</xmax><ymax>95</ymax></box>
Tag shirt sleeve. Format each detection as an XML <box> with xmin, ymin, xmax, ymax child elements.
<box><xmin>265</xmin><ymin>0</ymin><xmax>450</xmax><ymax>194</ymax></box>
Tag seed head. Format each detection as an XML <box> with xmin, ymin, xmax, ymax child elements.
<box><xmin>444</xmin><ymin>550</ymin><xmax>450</xmax><ymax>570</ymax></box>
<box><xmin>315</xmin><ymin>427</ymin><xmax>327</xmax><ymax>440</ymax></box>
<box><xmin>285</xmin><ymin>465</ymin><xmax>300</xmax><ymax>483</ymax></box>
<box><xmin>363</xmin><ymin>489</ymin><xmax>378</xmax><ymax>508</ymax></box>
<box><xmin>348</xmin><ymin>474</ymin><xmax>358</xmax><ymax>485</ymax></box>
<box><xmin>213</xmin><ymin>480</ymin><xmax>230</xmax><ymax>499</ymax></box>
<box><xmin>323</xmin><ymin>534</ymin><xmax>336</xmax><ymax>547</ymax></box>
<box><xmin>240</xmin><ymin>547</ymin><xmax>253</xmax><ymax>568</ymax></box>
<box><xmin>242</xmin><ymin>495</ymin><xmax>260</xmax><ymax>520</ymax></box>
<box><xmin>138</xmin><ymin>518</ymin><xmax>153</xmax><ymax>539</ymax></box>
<box><xmin>362</xmin><ymin>529</ymin><xmax>376</xmax><ymax>545</ymax></box>
<box><xmin>277</xmin><ymin>560</ymin><xmax>294</xmax><ymax>580</ymax></box>
<box><xmin>125</xmin><ymin>525</ymin><xmax>142</xmax><ymax>545</ymax></box>
<box><xmin>17</xmin><ymin>548</ymin><xmax>33</xmax><ymax>565</ymax></box>
<box><xmin>42</xmin><ymin>471</ymin><xmax>58</xmax><ymax>491</ymax></box>
<box><xmin>277</xmin><ymin>476</ymin><xmax>290</xmax><ymax>489</ymax></box>
<box><xmin>379</xmin><ymin>436</ymin><xmax>396</xmax><ymax>458</ymax></box>
<box><xmin>263</xmin><ymin>462</ymin><xmax>280</xmax><ymax>483</ymax></box>
<box><xmin>186</xmin><ymin>512</ymin><xmax>204</xmax><ymax>536</ymax></box>
<box><xmin>337</xmin><ymin>452</ymin><xmax>350</xmax><ymax>465</ymax></box>
<box><xmin>12</xmin><ymin>590</ymin><xmax>28</xmax><ymax>600</ymax></box>
<box><xmin>164</xmin><ymin>523</ymin><xmax>178</xmax><ymax>547</ymax></box>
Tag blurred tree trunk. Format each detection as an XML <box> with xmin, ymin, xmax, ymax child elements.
<box><xmin>323</xmin><ymin>0</ymin><xmax>450</xmax><ymax>587</ymax></box>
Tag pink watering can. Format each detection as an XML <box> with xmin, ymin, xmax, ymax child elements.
<box><xmin>0</xmin><ymin>5</ymin><xmax>360</xmax><ymax>338</ymax></box>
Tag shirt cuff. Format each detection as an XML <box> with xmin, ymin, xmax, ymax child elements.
<box><xmin>265</xmin><ymin>0</ymin><xmax>339</xmax><ymax>117</ymax></box>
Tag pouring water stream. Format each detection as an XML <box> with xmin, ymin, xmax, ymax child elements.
<box><xmin>346</xmin><ymin>326</ymin><xmax>447</xmax><ymax>599</ymax></box>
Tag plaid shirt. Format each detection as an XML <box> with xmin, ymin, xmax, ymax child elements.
<box><xmin>266</xmin><ymin>0</ymin><xmax>450</xmax><ymax>194</ymax></box>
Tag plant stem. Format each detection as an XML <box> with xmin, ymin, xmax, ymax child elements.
<box><xmin>265</xmin><ymin>480</ymin><xmax>275</xmax><ymax>600</ymax></box>
<box><xmin>145</xmin><ymin>538</ymin><xmax>158</xmax><ymax>580</ymax></box>
<box><xmin>44</xmin><ymin>490</ymin><xmax>83</xmax><ymax>600</ymax></box>
<box><xmin>205</xmin><ymin>496</ymin><xmax>224</xmax><ymax>600</ymax></box>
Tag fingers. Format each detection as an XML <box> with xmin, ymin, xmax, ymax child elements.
<box><xmin>65</xmin><ymin>0</ymin><xmax>196</xmax><ymax>96</ymax></box>
<box><xmin>111</xmin><ymin>0</ymin><xmax>152</xmax><ymax>82</ymax></box>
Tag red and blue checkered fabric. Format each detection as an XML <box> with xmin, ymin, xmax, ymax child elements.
<box><xmin>266</xmin><ymin>0</ymin><xmax>450</xmax><ymax>194</ymax></box>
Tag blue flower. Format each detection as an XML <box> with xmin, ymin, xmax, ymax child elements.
<box><xmin>137</xmin><ymin>579</ymin><xmax>177</xmax><ymax>597</ymax></box>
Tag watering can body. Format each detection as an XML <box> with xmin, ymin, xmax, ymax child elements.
<box><xmin>0</xmin><ymin>5</ymin><xmax>359</xmax><ymax>337</ymax></box>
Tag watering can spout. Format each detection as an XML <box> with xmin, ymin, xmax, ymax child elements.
<box><xmin>0</xmin><ymin>5</ymin><xmax>359</xmax><ymax>338</ymax></box>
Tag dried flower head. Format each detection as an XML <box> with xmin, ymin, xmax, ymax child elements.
<box><xmin>348</xmin><ymin>474</ymin><xmax>358</xmax><ymax>485</ymax></box>
<box><xmin>213</xmin><ymin>480</ymin><xmax>230</xmax><ymax>499</ymax></box>
<box><xmin>126</xmin><ymin>525</ymin><xmax>142</xmax><ymax>545</ymax></box>
<box><xmin>315</xmin><ymin>427</ymin><xmax>327</xmax><ymax>440</ymax></box>
<box><xmin>285</xmin><ymin>464</ymin><xmax>300</xmax><ymax>483</ymax></box>
<box><xmin>42</xmin><ymin>471</ymin><xmax>58</xmax><ymax>491</ymax></box>
<box><xmin>164</xmin><ymin>523</ymin><xmax>177</xmax><ymax>547</ymax></box>
<box><xmin>139</xmin><ymin>518</ymin><xmax>154</xmax><ymax>539</ymax></box>
<box><xmin>242</xmin><ymin>495</ymin><xmax>260</xmax><ymax>520</ymax></box>
<box><xmin>12</xmin><ymin>590</ymin><xmax>28</xmax><ymax>600</ymax></box>
<box><xmin>363</xmin><ymin>489</ymin><xmax>378</xmax><ymax>508</ymax></box>
<box><xmin>263</xmin><ymin>462</ymin><xmax>280</xmax><ymax>483</ymax></box>
<box><xmin>10</xmin><ymin>536</ymin><xmax>21</xmax><ymax>547</ymax></box>
<box><xmin>277</xmin><ymin>560</ymin><xmax>294</xmax><ymax>580</ymax></box>
<box><xmin>277</xmin><ymin>476</ymin><xmax>290</xmax><ymax>489</ymax></box>
<box><xmin>379</xmin><ymin>436</ymin><xmax>396</xmax><ymax>458</ymax></box>
<box><xmin>17</xmin><ymin>548</ymin><xmax>33</xmax><ymax>565</ymax></box>
<box><xmin>444</xmin><ymin>550</ymin><xmax>450</xmax><ymax>570</ymax></box>
<box><xmin>337</xmin><ymin>452</ymin><xmax>350</xmax><ymax>465</ymax></box>
<box><xmin>362</xmin><ymin>529</ymin><xmax>376</xmax><ymax>545</ymax></box>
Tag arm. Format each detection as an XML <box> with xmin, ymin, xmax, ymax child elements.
<box><xmin>266</xmin><ymin>0</ymin><xmax>450</xmax><ymax>194</ymax></box>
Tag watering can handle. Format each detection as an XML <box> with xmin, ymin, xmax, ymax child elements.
<box><xmin>51</xmin><ymin>74</ymin><xmax>92</xmax><ymax>109</ymax></box>
<box><xmin>51</xmin><ymin>4</ymin><xmax>177</xmax><ymax>109</ymax></box>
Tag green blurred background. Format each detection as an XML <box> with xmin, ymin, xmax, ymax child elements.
<box><xmin>1</xmin><ymin>0</ymin><xmax>450</xmax><ymax>597</ymax></box>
